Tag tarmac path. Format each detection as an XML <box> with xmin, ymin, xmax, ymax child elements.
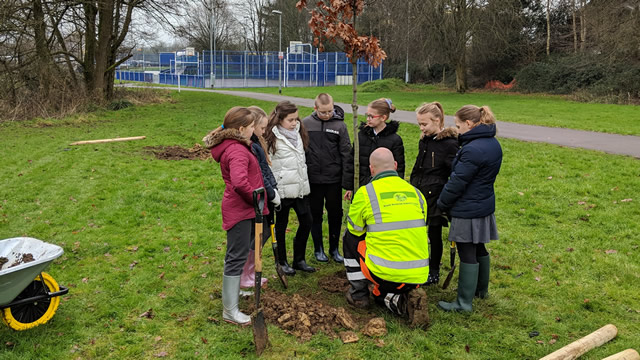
<box><xmin>125</xmin><ymin>85</ymin><xmax>640</xmax><ymax>158</ymax></box>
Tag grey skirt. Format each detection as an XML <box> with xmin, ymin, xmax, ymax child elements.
<box><xmin>448</xmin><ymin>214</ymin><xmax>498</xmax><ymax>244</ymax></box>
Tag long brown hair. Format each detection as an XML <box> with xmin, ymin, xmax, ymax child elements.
<box><xmin>455</xmin><ymin>105</ymin><xmax>496</xmax><ymax>126</ymax></box>
<box><xmin>264</xmin><ymin>101</ymin><xmax>309</xmax><ymax>155</ymax></box>
<box><xmin>368</xmin><ymin>98</ymin><xmax>397</xmax><ymax>121</ymax></box>
<box><xmin>248</xmin><ymin>106</ymin><xmax>271</xmax><ymax>165</ymax></box>
<box><xmin>202</xmin><ymin>106</ymin><xmax>258</xmax><ymax>147</ymax></box>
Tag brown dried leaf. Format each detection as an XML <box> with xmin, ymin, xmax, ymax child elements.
<box><xmin>465</xmin><ymin>344</ymin><xmax>470</xmax><ymax>353</ymax></box>
<box><xmin>201</xmin><ymin>337</ymin><xmax>208</xmax><ymax>344</ymax></box>
<box><xmin>154</xmin><ymin>336</ymin><xmax>162</xmax><ymax>342</ymax></box>
<box><xmin>549</xmin><ymin>339</ymin><xmax>557</xmax><ymax>345</ymax></box>
<box><xmin>620</xmin><ymin>198</ymin><xmax>633</xmax><ymax>202</ymax></box>
<box><xmin>155</xmin><ymin>351</ymin><xmax>168</xmax><ymax>358</ymax></box>
<box><xmin>158</xmin><ymin>272</ymin><xmax>165</xmax><ymax>279</ymax></box>
<box><xmin>129</xmin><ymin>261</ymin><xmax>138</xmax><ymax>270</ymax></box>
<box><xmin>139</xmin><ymin>309</ymin><xmax>154</xmax><ymax>319</ymax></box>
<box><xmin>605</xmin><ymin>249</ymin><xmax>618</xmax><ymax>254</ymax></box>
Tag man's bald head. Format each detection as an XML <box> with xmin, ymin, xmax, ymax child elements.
<box><xmin>369</xmin><ymin>147</ymin><xmax>397</xmax><ymax>176</ymax></box>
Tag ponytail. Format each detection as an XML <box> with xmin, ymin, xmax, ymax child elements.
<box><xmin>455</xmin><ymin>104</ymin><xmax>497</xmax><ymax>127</ymax></box>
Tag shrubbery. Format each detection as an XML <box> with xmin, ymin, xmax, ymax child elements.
<box><xmin>515</xmin><ymin>55</ymin><xmax>640</xmax><ymax>103</ymax></box>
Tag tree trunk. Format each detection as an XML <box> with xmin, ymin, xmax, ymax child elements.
<box><xmin>580</xmin><ymin>0</ymin><xmax>586</xmax><ymax>52</ymax></box>
<box><xmin>33</xmin><ymin>0</ymin><xmax>52</xmax><ymax>97</ymax></box>
<box><xmin>351</xmin><ymin>9</ymin><xmax>360</xmax><ymax>191</ymax></box>
<box><xmin>546</xmin><ymin>0</ymin><xmax>551</xmax><ymax>56</ymax></box>
<box><xmin>455</xmin><ymin>54</ymin><xmax>466</xmax><ymax>93</ymax></box>
<box><xmin>572</xmin><ymin>0</ymin><xmax>577</xmax><ymax>53</ymax></box>
<box><xmin>94</xmin><ymin>0</ymin><xmax>115</xmax><ymax>100</ymax></box>
<box><xmin>83</xmin><ymin>2</ymin><xmax>97</xmax><ymax>93</ymax></box>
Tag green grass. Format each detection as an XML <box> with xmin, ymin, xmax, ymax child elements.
<box><xmin>1</xmin><ymin>90</ymin><xmax>639</xmax><ymax>359</ymax></box>
<box><xmin>234</xmin><ymin>82</ymin><xmax>640</xmax><ymax>136</ymax></box>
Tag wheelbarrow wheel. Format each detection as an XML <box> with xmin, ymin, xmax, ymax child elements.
<box><xmin>2</xmin><ymin>272</ymin><xmax>61</xmax><ymax>331</ymax></box>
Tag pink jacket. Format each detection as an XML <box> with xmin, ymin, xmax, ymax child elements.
<box><xmin>205</xmin><ymin>129</ymin><xmax>269</xmax><ymax>231</ymax></box>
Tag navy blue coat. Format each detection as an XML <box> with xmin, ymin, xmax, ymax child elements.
<box><xmin>437</xmin><ymin>123</ymin><xmax>502</xmax><ymax>218</ymax></box>
<box><xmin>251</xmin><ymin>134</ymin><xmax>278</xmax><ymax>201</ymax></box>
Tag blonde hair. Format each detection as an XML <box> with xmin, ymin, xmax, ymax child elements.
<box><xmin>368</xmin><ymin>98</ymin><xmax>396</xmax><ymax>120</ymax></box>
<box><xmin>416</xmin><ymin>101</ymin><xmax>445</xmax><ymax>128</ymax></box>
<box><xmin>315</xmin><ymin>93</ymin><xmax>333</xmax><ymax>107</ymax></box>
<box><xmin>248</xmin><ymin>106</ymin><xmax>271</xmax><ymax>165</ymax></box>
<box><xmin>455</xmin><ymin>105</ymin><xmax>496</xmax><ymax>126</ymax></box>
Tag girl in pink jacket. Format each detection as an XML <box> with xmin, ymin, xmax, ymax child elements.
<box><xmin>203</xmin><ymin>106</ymin><xmax>268</xmax><ymax>326</ymax></box>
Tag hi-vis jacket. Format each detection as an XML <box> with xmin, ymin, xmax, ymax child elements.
<box><xmin>347</xmin><ymin>170</ymin><xmax>430</xmax><ymax>284</ymax></box>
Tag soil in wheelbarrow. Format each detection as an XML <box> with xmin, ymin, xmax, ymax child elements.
<box><xmin>0</xmin><ymin>253</ymin><xmax>35</xmax><ymax>270</ymax></box>
<box><xmin>245</xmin><ymin>271</ymin><xmax>377</xmax><ymax>342</ymax></box>
<box><xmin>145</xmin><ymin>144</ymin><xmax>210</xmax><ymax>161</ymax></box>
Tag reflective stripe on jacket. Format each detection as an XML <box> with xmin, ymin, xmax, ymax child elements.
<box><xmin>347</xmin><ymin>171</ymin><xmax>429</xmax><ymax>284</ymax></box>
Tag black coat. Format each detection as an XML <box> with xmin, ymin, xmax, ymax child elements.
<box><xmin>251</xmin><ymin>134</ymin><xmax>278</xmax><ymax>201</ymax></box>
<box><xmin>410</xmin><ymin>127</ymin><xmax>459</xmax><ymax>219</ymax></box>
<box><xmin>437</xmin><ymin>123</ymin><xmax>502</xmax><ymax>219</ymax></box>
<box><xmin>345</xmin><ymin>120</ymin><xmax>405</xmax><ymax>190</ymax></box>
<box><xmin>302</xmin><ymin>105</ymin><xmax>352</xmax><ymax>185</ymax></box>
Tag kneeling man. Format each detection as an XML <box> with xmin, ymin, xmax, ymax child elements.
<box><xmin>343</xmin><ymin>148</ymin><xmax>430</xmax><ymax>327</ymax></box>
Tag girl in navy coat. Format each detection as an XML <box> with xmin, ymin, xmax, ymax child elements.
<box><xmin>437</xmin><ymin>105</ymin><xmax>502</xmax><ymax>313</ymax></box>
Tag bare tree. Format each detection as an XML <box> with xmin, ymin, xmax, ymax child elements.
<box><xmin>174</xmin><ymin>0</ymin><xmax>240</xmax><ymax>51</ymax></box>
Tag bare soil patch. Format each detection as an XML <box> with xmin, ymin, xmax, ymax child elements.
<box><xmin>145</xmin><ymin>144</ymin><xmax>210</xmax><ymax>161</ymax></box>
<box><xmin>318</xmin><ymin>270</ymin><xmax>351</xmax><ymax>293</ymax></box>
<box><xmin>244</xmin><ymin>270</ymin><xmax>383</xmax><ymax>342</ymax></box>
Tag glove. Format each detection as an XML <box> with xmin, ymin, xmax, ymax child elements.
<box><xmin>271</xmin><ymin>190</ymin><xmax>281</xmax><ymax>208</ymax></box>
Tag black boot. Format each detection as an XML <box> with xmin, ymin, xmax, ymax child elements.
<box><xmin>279</xmin><ymin>260</ymin><xmax>296</xmax><ymax>276</ymax></box>
<box><xmin>293</xmin><ymin>237</ymin><xmax>316</xmax><ymax>273</ymax></box>
<box><xmin>328</xmin><ymin>233</ymin><xmax>344</xmax><ymax>263</ymax></box>
<box><xmin>311</xmin><ymin>224</ymin><xmax>329</xmax><ymax>262</ymax></box>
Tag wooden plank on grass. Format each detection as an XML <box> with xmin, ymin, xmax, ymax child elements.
<box><xmin>70</xmin><ymin>136</ymin><xmax>146</xmax><ymax>145</ymax></box>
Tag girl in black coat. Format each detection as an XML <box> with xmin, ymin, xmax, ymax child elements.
<box><xmin>344</xmin><ymin>98</ymin><xmax>405</xmax><ymax>200</ymax></box>
<box><xmin>409</xmin><ymin>102</ymin><xmax>459</xmax><ymax>286</ymax></box>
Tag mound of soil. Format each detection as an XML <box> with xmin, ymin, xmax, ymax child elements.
<box><xmin>0</xmin><ymin>253</ymin><xmax>35</xmax><ymax>270</ymax></box>
<box><xmin>318</xmin><ymin>270</ymin><xmax>350</xmax><ymax>293</ymax></box>
<box><xmin>145</xmin><ymin>144</ymin><xmax>210</xmax><ymax>160</ymax></box>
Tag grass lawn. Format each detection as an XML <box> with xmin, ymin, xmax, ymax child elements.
<box><xmin>1</xmin><ymin>90</ymin><xmax>639</xmax><ymax>359</ymax></box>
<box><xmin>232</xmin><ymin>84</ymin><xmax>640</xmax><ymax>136</ymax></box>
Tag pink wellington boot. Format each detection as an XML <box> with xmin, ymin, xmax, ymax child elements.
<box><xmin>240</xmin><ymin>250</ymin><xmax>268</xmax><ymax>289</ymax></box>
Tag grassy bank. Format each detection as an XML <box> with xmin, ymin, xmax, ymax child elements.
<box><xmin>1</xmin><ymin>90</ymin><xmax>638</xmax><ymax>359</ymax></box>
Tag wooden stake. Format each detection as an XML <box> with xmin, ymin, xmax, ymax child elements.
<box><xmin>70</xmin><ymin>136</ymin><xmax>146</xmax><ymax>145</ymax></box>
<box><xmin>602</xmin><ymin>349</ymin><xmax>640</xmax><ymax>360</ymax></box>
<box><xmin>540</xmin><ymin>324</ymin><xmax>617</xmax><ymax>360</ymax></box>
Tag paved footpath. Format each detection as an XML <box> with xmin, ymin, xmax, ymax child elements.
<box><xmin>130</xmin><ymin>86</ymin><xmax>640</xmax><ymax>158</ymax></box>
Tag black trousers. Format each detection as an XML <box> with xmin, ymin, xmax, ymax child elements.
<box><xmin>342</xmin><ymin>231</ymin><xmax>418</xmax><ymax>302</ymax></box>
<box><xmin>309</xmin><ymin>183</ymin><xmax>343</xmax><ymax>252</ymax></box>
<box><xmin>224</xmin><ymin>219</ymin><xmax>253</xmax><ymax>276</ymax></box>
<box><xmin>456</xmin><ymin>242</ymin><xmax>489</xmax><ymax>264</ymax></box>
<box><xmin>428</xmin><ymin>225</ymin><xmax>443</xmax><ymax>272</ymax></box>
<box><xmin>274</xmin><ymin>196</ymin><xmax>313</xmax><ymax>263</ymax></box>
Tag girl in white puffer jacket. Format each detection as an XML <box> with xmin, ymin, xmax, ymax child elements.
<box><xmin>264</xmin><ymin>101</ymin><xmax>315</xmax><ymax>275</ymax></box>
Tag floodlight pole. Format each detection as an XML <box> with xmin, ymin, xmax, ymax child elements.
<box><xmin>210</xmin><ymin>13</ymin><xmax>216</xmax><ymax>88</ymax></box>
<box><xmin>272</xmin><ymin>10</ymin><xmax>282</xmax><ymax>94</ymax></box>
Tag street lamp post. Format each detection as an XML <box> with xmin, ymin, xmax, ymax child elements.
<box><xmin>272</xmin><ymin>10</ymin><xmax>282</xmax><ymax>94</ymax></box>
<box><xmin>210</xmin><ymin>14</ymin><xmax>216</xmax><ymax>88</ymax></box>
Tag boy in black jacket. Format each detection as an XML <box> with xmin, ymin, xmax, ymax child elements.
<box><xmin>302</xmin><ymin>93</ymin><xmax>351</xmax><ymax>263</ymax></box>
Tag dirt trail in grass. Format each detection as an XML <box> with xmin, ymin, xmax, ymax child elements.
<box><xmin>145</xmin><ymin>144</ymin><xmax>210</xmax><ymax>160</ymax></box>
<box><xmin>246</xmin><ymin>271</ymin><xmax>379</xmax><ymax>342</ymax></box>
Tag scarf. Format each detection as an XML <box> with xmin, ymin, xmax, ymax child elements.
<box><xmin>278</xmin><ymin>125</ymin><xmax>299</xmax><ymax>148</ymax></box>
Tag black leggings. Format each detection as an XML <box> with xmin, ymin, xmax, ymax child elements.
<box><xmin>428</xmin><ymin>225</ymin><xmax>443</xmax><ymax>271</ymax></box>
<box><xmin>456</xmin><ymin>242</ymin><xmax>489</xmax><ymax>264</ymax></box>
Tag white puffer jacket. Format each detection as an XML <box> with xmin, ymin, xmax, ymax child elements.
<box><xmin>269</xmin><ymin>123</ymin><xmax>311</xmax><ymax>199</ymax></box>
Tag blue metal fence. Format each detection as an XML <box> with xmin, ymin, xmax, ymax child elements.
<box><xmin>116</xmin><ymin>49</ymin><xmax>382</xmax><ymax>88</ymax></box>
